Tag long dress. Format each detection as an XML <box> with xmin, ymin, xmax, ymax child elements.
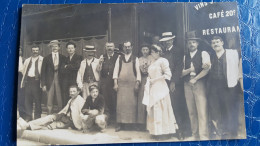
<box><xmin>137</xmin><ymin>55</ymin><xmax>152</xmax><ymax>124</ymax></box>
<box><xmin>146</xmin><ymin>57</ymin><xmax>178</xmax><ymax>135</ymax></box>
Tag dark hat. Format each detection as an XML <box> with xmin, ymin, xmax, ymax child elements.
<box><xmin>48</xmin><ymin>40</ymin><xmax>60</xmax><ymax>46</ymax></box>
<box><xmin>83</xmin><ymin>45</ymin><xmax>96</xmax><ymax>52</ymax></box>
<box><xmin>186</xmin><ymin>31</ymin><xmax>201</xmax><ymax>40</ymax></box>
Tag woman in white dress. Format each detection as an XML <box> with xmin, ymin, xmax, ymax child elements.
<box><xmin>144</xmin><ymin>44</ymin><xmax>178</xmax><ymax>139</ymax></box>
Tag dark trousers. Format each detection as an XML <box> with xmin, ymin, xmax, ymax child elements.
<box><xmin>18</xmin><ymin>73</ymin><xmax>26</xmax><ymax>119</ymax></box>
<box><xmin>61</xmin><ymin>79</ymin><xmax>75</xmax><ymax>107</ymax></box>
<box><xmin>100</xmin><ymin>77</ymin><xmax>116</xmax><ymax>122</ymax></box>
<box><xmin>170</xmin><ymin>81</ymin><xmax>191</xmax><ymax>137</ymax></box>
<box><xmin>208</xmin><ymin>79</ymin><xmax>240</xmax><ymax>137</ymax></box>
<box><xmin>24</xmin><ymin>77</ymin><xmax>42</xmax><ymax>121</ymax></box>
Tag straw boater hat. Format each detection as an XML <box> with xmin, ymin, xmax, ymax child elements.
<box><xmin>83</xmin><ymin>45</ymin><xmax>96</xmax><ymax>52</ymax></box>
<box><xmin>159</xmin><ymin>32</ymin><xmax>176</xmax><ymax>42</ymax></box>
<box><xmin>48</xmin><ymin>40</ymin><xmax>60</xmax><ymax>46</ymax></box>
<box><xmin>186</xmin><ymin>30</ymin><xmax>201</xmax><ymax>41</ymax></box>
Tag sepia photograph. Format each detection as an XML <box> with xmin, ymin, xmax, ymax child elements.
<box><xmin>17</xmin><ymin>2</ymin><xmax>246</xmax><ymax>145</ymax></box>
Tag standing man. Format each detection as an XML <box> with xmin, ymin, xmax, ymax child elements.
<box><xmin>77</xmin><ymin>45</ymin><xmax>100</xmax><ymax>100</ymax></box>
<box><xmin>181</xmin><ymin>31</ymin><xmax>211</xmax><ymax>140</ymax></box>
<box><xmin>159</xmin><ymin>32</ymin><xmax>187</xmax><ymax>139</ymax></box>
<box><xmin>208</xmin><ymin>36</ymin><xmax>243</xmax><ymax>139</ymax></box>
<box><xmin>113</xmin><ymin>41</ymin><xmax>141</xmax><ymax>132</ymax></box>
<box><xmin>41</xmin><ymin>40</ymin><xmax>66</xmax><ymax>115</ymax></box>
<box><xmin>21</xmin><ymin>46</ymin><xmax>43</xmax><ymax>121</ymax></box>
<box><xmin>18</xmin><ymin>48</ymin><xmax>26</xmax><ymax>119</ymax></box>
<box><xmin>61</xmin><ymin>42</ymin><xmax>82</xmax><ymax>106</ymax></box>
<box><xmin>97</xmin><ymin>42</ymin><xmax>119</xmax><ymax>124</ymax></box>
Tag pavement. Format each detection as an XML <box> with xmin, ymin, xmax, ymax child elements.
<box><xmin>19</xmin><ymin>125</ymin><xmax>181</xmax><ymax>145</ymax></box>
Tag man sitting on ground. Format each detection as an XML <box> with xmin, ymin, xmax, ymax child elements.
<box><xmin>81</xmin><ymin>84</ymin><xmax>108</xmax><ymax>133</ymax></box>
<box><xmin>24</xmin><ymin>85</ymin><xmax>85</xmax><ymax>130</ymax></box>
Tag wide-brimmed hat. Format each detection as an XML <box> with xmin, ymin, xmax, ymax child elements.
<box><xmin>83</xmin><ymin>45</ymin><xmax>96</xmax><ymax>52</ymax></box>
<box><xmin>186</xmin><ymin>31</ymin><xmax>201</xmax><ymax>41</ymax></box>
<box><xmin>48</xmin><ymin>40</ymin><xmax>60</xmax><ymax>47</ymax></box>
<box><xmin>159</xmin><ymin>32</ymin><xmax>176</xmax><ymax>42</ymax></box>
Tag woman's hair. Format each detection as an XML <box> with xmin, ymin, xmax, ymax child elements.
<box><xmin>140</xmin><ymin>43</ymin><xmax>151</xmax><ymax>55</ymax></box>
<box><xmin>140</xmin><ymin>43</ymin><xmax>150</xmax><ymax>50</ymax></box>
<box><xmin>89</xmin><ymin>84</ymin><xmax>99</xmax><ymax>92</ymax></box>
<box><xmin>66</xmin><ymin>41</ymin><xmax>77</xmax><ymax>48</ymax></box>
<box><xmin>151</xmin><ymin>44</ymin><xmax>163</xmax><ymax>56</ymax></box>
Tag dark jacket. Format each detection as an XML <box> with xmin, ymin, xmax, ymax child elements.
<box><xmin>82</xmin><ymin>94</ymin><xmax>105</xmax><ymax>115</ymax></box>
<box><xmin>163</xmin><ymin>45</ymin><xmax>184</xmax><ymax>84</ymax></box>
<box><xmin>100</xmin><ymin>53</ymin><xmax>118</xmax><ymax>79</ymax></box>
<box><xmin>41</xmin><ymin>53</ymin><xmax>66</xmax><ymax>90</ymax></box>
<box><xmin>61</xmin><ymin>54</ymin><xmax>83</xmax><ymax>85</ymax></box>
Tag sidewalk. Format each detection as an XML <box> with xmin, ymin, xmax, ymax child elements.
<box><xmin>20</xmin><ymin>126</ymin><xmax>180</xmax><ymax>145</ymax></box>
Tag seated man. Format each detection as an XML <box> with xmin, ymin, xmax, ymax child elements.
<box><xmin>81</xmin><ymin>84</ymin><xmax>108</xmax><ymax>133</ymax></box>
<box><xmin>25</xmin><ymin>85</ymin><xmax>85</xmax><ymax>130</ymax></box>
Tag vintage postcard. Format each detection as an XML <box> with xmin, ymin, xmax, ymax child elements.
<box><xmin>17</xmin><ymin>2</ymin><xmax>246</xmax><ymax>145</ymax></box>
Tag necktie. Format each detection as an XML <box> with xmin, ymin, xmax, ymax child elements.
<box><xmin>35</xmin><ymin>59</ymin><xmax>39</xmax><ymax>80</ymax></box>
<box><xmin>54</xmin><ymin>54</ymin><xmax>58</xmax><ymax>66</ymax></box>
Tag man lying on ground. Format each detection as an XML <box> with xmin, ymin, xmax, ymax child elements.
<box><xmin>24</xmin><ymin>85</ymin><xmax>85</xmax><ymax>130</ymax></box>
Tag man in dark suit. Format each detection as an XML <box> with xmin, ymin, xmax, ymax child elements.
<box><xmin>61</xmin><ymin>42</ymin><xmax>82</xmax><ymax>107</ymax></box>
<box><xmin>97</xmin><ymin>42</ymin><xmax>119</xmax><ymax>124</ymax></box>
<box><xmin>41</xmin><ymin>40</ymin><xmax>66</xmax><ymax>115</ymax></box>
<box><xmin>159</xmin><ymin>32</ymin><xmax>189</xmax><ymax>139</ymax></box>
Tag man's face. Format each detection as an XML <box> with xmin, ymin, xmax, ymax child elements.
<box><xmin>123</xmin><ymin>42</ymin><xmax>132</xmax><ymax>54</ymax></box>
<box><xmin>105</xmin><ymin>43</ymin><xmax>115</xmax><ymax>55</ymax></box>
<box><xmin>32</xmin><ymin>47</ymin><xmax>39</xmax><ymax>57</ymax></box>
<box><xmin>84</xmin><ymin>51</ymin><xmax>95</xmax><ymax>59</ymax></box>
<box><xmin>69</xmin><ymin>87</ymin><xmax>79</xmax><ymax>99</ymax></box>
<box><xmin>90</xmin><ymin>88</ymin><xmax>99</xmax><ymax>99</ymax></box>
<box><xmin>211</xmin><ymin>39</ymin><xmax>224</xmax><ymax>52</ymax></box>
<box><xmin>187</xmin><ymin>40</ymin><xmax>199</xmax><ymax>52</ymax></box>
<box><xmin>67</xmin><ymin>44</ymin><xmax>76</xmax><ymax>55</ymax></box>
<box><xmin>51</xmin><ymin>44</ymin><xmax>60</xmax><ymax>53</ymax></box>
<box><xmin>162</xmin><ymin>39</ymin><xmax>173</xmax><ymax>49</ymax></box>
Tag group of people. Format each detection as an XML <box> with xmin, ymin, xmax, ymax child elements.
<box><xmin>17</xmin><ymin>30</ymin><xmax>243</xmax><ymax>140</ymax></box>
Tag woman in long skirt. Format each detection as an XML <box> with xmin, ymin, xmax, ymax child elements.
<box><xmin>143</xmin><ymin>44</ymin><xmax>178</xmax><ymax>139</ymax></box>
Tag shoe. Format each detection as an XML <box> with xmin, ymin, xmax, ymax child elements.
<box><xmin>177</xmin><ymin>132</ymin><xmax>185</xmax><ymax>140</ymax></box>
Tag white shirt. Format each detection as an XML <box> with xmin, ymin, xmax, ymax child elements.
<box><xmin>167</xmin><ymin>45</ymin><xmax>173</xmax><ymax>51</ymax></box>
<box><xmin>18</xmin><ymin>56</ymin><xmax>24</xmax><ymax>73</ymax></box>
<box><xmin>113</xmin><ymin>53</ymin><xmax>141</xmax><ymax>81</ymax></box>
<box><xmin>188</xmin><ymin>50</ymin><xmax>211</xmax><ymax>76</ymax></box>
<box><xmin>69</xmin><ymin>53</ymin><xmax>75</xmax><ymax>61</ymax></box>
<box><xmin>59</xmin><ymin>95</ymin><xmax>85</xmax><ymax>130</ymax></box>
<box><xmin>86</xmin><ymin>58</ymin><xmax>94</xmax><ymax>66</ymax></box>
<box><xmin>52</xmin><ymin>52</ymin><xmax>59</xmax><ymax>66</ymax></box>
<box><xmin>107</xmin><ymin>52</ymin><xmax>114</xmax><ymax>60</ymax></box>
<box><xmin>28</xmin><ymin>56</ymin><xmax>39</xmax><ymax>77</ymax></box>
